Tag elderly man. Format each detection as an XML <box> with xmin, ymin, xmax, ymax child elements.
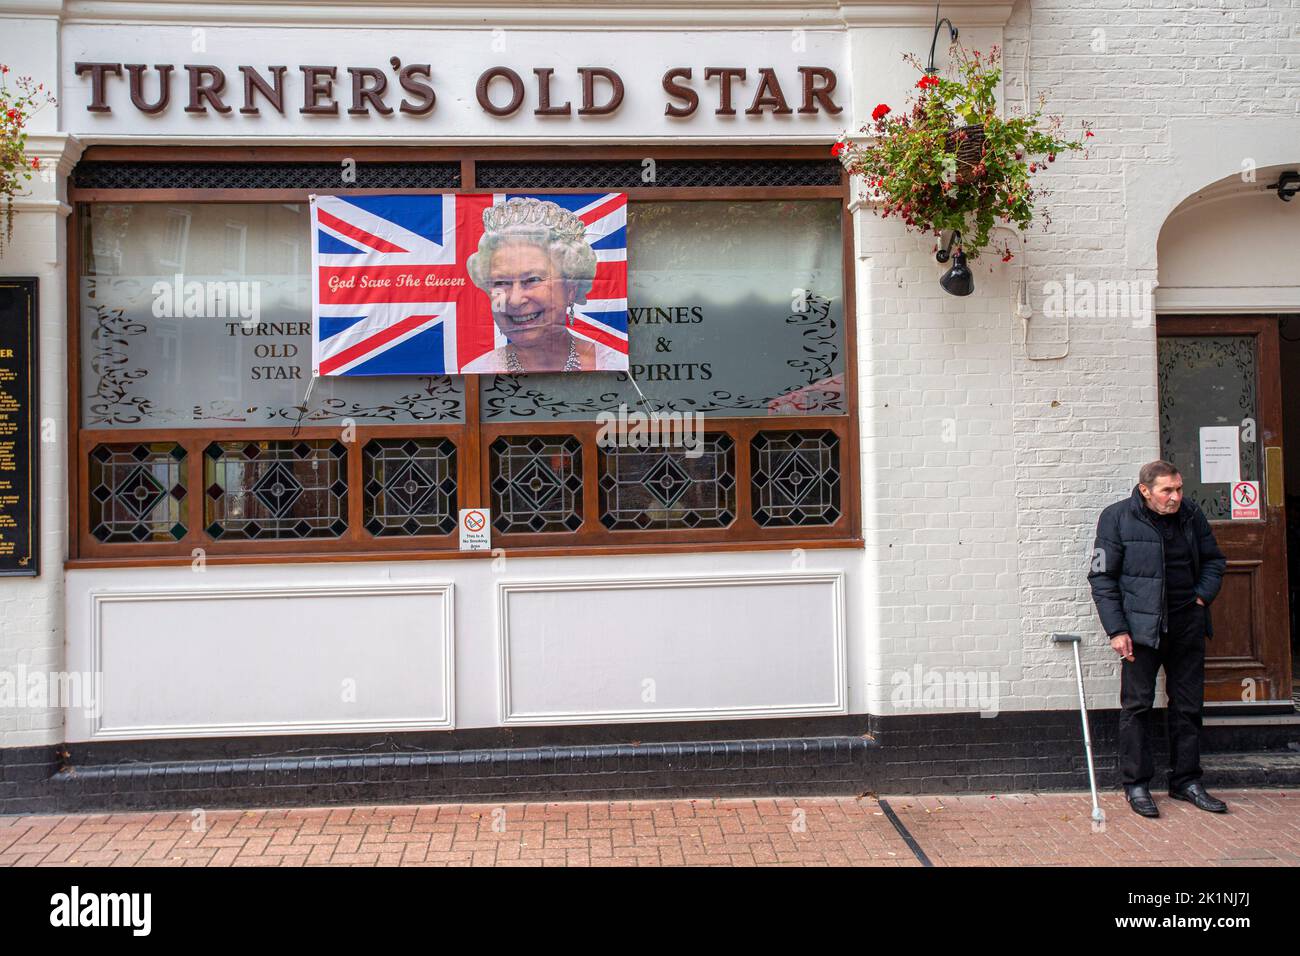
<box><xmin>1087</xmin><ymin>460</ymin><xmax>1230</xmax><ymax>818</ymax></box>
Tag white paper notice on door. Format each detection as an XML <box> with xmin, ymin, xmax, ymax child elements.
<box><xmin>1199</xmin><ymin>425</ymin><xmax>1241</xmax><ymax>484</ymax></box>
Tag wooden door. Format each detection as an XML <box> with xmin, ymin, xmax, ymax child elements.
<box><xmin>1157</xmin><ymin>316</ymin><xmax>1292</xmax><ymax>701</ymax></box>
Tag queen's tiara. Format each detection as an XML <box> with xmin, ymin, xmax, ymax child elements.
<box><xmin>482</xmin><ymin>197</ymin><xmax>587</xmax><ymax>242</ymax></box>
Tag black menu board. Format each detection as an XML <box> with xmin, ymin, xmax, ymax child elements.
<box><xmin>0</xmin><ymin>279</ymin><xmax>38</xmax><ymax>576</ymax></box>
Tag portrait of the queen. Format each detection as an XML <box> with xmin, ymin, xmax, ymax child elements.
<box><xmin>463</xmin><ymin>197</ymin><xmax>625</xmax><ymax>373</ymax></box>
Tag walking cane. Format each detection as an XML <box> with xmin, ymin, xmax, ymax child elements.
<box><xmin>1053</xmin><ymin>633</ymin><xmax>1105</xmax><ymax>825</ymax></box>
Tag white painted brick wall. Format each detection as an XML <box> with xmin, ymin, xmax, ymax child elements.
<box><xmin>0</xmin><ymin>193</ymin><xmax>69</xmax><ymax>747</ymax></box>
<box><xmin>860</xmin><ymin>0</ymin><xmax>1299</xmax><ymax>714</ymax></box>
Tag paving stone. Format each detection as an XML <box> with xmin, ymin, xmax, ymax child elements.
<box><xmin>0</xmin><ymin>789</ymin><xmax>1294</xmax><ymax>867</ymax></box>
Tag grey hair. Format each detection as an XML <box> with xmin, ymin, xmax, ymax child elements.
<box><xmin>466</xmin><ymin>219</ymin><xmax>598</xmax><ymax>305</ymax></box>
<box><xmin>1138</xmin><ymin>459</ymin><xmax>1180</xmax><ymax>487</ymax></box>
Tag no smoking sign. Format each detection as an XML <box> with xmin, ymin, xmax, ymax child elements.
<box><xmin>459</xmin><ymin>508</ymin><xmax>491</xmax><ymax>550</ymax></box>
<box><xmin>1230</xmin><ymin>481</ymin><xmax>1259</xmax><ymax>520</ymax></box>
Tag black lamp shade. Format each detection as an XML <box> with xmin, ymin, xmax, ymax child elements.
<box><xmin>939</xmin><ymin>249</ymin><xmax>974</xmax><ymax>296</ymax></box>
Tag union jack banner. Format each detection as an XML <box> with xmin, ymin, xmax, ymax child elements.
<box><xmin>310</xmin><ymin>192</ymin><xmax>629</xmax><ymax>375</ymax></box>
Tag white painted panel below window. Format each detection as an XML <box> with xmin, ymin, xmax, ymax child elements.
<box><xmin>81</xmin><ymin>584</ymin><xmax>453</xmax><ymax>740</ymax></box>
<box><xmin>499</xmin><ymin>572</ymin><xmax>845</xmax><ymax>724</ymax></box>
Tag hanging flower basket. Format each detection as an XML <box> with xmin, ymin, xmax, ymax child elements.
<box><xmin>947</xmin><ymin>123</ymin><xmax>986</xmax><ymax>173</ymax></box>
<box><xmin>834</xmin><ymin>45</ymin><xmax>1093</xmax><ymax>263</ymax></box>
<box><xmin>1</xmin><ymin>64</ymin><xmax>57</xmax><ymax>257</ymax></box>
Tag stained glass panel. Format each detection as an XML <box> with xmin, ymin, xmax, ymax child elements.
<box><xmin>489</xmin><ymin>436</ymin><xmax>583</xmax><ymax>534</ymax></box>
<box><xmin>599</xmin><ymin>435</ymin><xmax>735</xmax><ymax>530</ymax></box>
<box><xmin>750</xmin><ymin>430</ymin><xmax>841</xmax><ymax>527</ymax></box>
<box><xmin>89</xmin><ymin>442</ymin><xmax>187</xmax><ymax>542</ymax></box>
<box><xmin>363</xmin><ymin>438</ymin><xmax>458</xmax><ymax>537</ymax></box>
<box><xmin>204</xmin><ymin>440</ymin><xmax>348</xmax><ymax>539</ymax></box>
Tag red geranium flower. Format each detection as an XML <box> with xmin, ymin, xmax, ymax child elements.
<box><xmin>31</xmin><ymin>157</ymin><xmax>40</xmax><ymax>170</ymax></box>
<box><xmin>1085</xmin><ymin>130</ymin><xmax>1094</xmax><ymax>137</ymax></box>
<box><xmin>916</xmin><ymin>74</ymin><xmax>939</xmax><ymax>90</ymax></box>
<box><xmin>872</xmin><ymin>103</ymin><xmax>891</xmax><ymax>121</ymax></box>
<box><xmin>831</xmin><ymin>142</ymin><xmax>846</xmax><ymax>157</ymax></box>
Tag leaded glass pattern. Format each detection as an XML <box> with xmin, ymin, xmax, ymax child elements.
<box><xmin>598</xmin><ymin>435</ymin><xmax>735</xmax><ymax>530</ymax></box>
<box><xmin>204</xmin><ymin>440</ymin><xmax>348</xmax><ymax>539</ymax></box>
<box><xmin>489</xmin><ymin>435</ymin><xmax>583</xmax><ymax>534</ymax></box>
<box><xmin>750</xmin><ymin>430</ymin><xmax>841</xmax><ymax>527</ymax></box>
<box><xmin>1157</xmin><ymin>335</ymin><xmax>1259</xmax><ymax>520</ymax></box>
<box><xmin>363</xmin><ymin>438</ymin><xmax>458</xmax><ymax>537</ymax></box>
<box><xmin>88</xmin><ymin>442</ymin><xmax>187</xmax><ymax>542</ymax></box>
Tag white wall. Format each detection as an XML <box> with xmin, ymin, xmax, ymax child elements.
<box><xmin>854</xmin><ymin>0</ymin><xmax>1299</xmax><ymax>716</ymax></box>
<box><xmin>0</xmin><ymin>10</ymin><xmax>81</xmax><ymax>746</ymax></box>
<box><xmin>1005</xmin><ymin>0</ymin><xmax>1298</xmax><ymax>710</ymax></box>
<box><xmin>1156</xmin><ymin>165</ymin><xmax>1300</xmax><ymax>313</ymax></box>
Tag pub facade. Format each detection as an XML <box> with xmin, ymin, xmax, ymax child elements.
<box><xmin>1</xmin><ymin>0</ymin><xmax>1297</xmax><ymax>811</ymax></box>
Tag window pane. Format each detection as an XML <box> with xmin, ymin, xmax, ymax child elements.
<box><xmin>204</xmin><ymin>440</ymin><xmax>348</xmax><ymax>539</ymax></box>
<box><xmin>363</xmin><ymin>438</ymin><xmax>458</xmax><ymax>537</ymax></box>
<box><xmin>750</xmin><ymin>430</ymin><xmax>842</xmax><ymax>527</ymax></box>
<box><xmin>81</xmin><ymin>203</ymin><xmax>464</xmax><ymax>428</ymax></box>
<box><xmin>1157</xmin><ymin>335</ymin><xmax>1260</xmax><ymax>520</ymax></box>
<box><xmin>88</xmin><ymin>442</ymin><xmax>187</xmax><ymax>542</ymax></box>
<box><xmin>481</xmin><ymin>200</ymin><xmax>844</xmax><ymax>420</ymax></box>
<box><xmin>599</xmin><ymin>435</ymin><xmax>735</xmax><ymax>530</ymax></box>
<box><xmin>489</xmin><ymin>435</ymin><xmax>584</xmax><ymax>533</ymax></box>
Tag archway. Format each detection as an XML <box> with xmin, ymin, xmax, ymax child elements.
<box><xmin>1155</xmin><ymin>164</ymin><xmax>1300</xmax><ymax>705</ymax></box>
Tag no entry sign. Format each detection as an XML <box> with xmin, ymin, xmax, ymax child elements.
<box><xmin>1230</xmin><ymin>481</ymin><xmax>1260</xmax><ymax>520</ymax></box>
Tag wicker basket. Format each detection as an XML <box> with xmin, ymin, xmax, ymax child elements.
<box><xmin>946</xmin><ymin>123</ymin><xmax>986</xmax><ymax>172</ymax></box>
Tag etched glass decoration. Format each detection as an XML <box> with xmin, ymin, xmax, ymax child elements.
<box><xmin>80</xmin><ymin>203</ymin><xmax>463</xmax><ymax>428</ymax></box>
<box><xmin>1157</xmin><ymin>335</ymin><xmax>1259</xmax><ymax>520</ymax></box>
<box><xmin>481</xmin><ymin>200</ymin><xmax>844</xmax><ymax>420</ymax></box>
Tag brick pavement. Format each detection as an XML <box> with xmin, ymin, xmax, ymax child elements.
<box><xmin>0</xmin><ymin>790</ymin><xmax>1295</xmax><ymax>867</ymax></box>
<box><xmin>883</xmin><ymin>789</ymin><xmax>1300</xmax><ymax>867</ymax></box>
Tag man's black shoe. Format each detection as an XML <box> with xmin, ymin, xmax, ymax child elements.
<box><xmin>1169</xmin><ymin>781</ymin><xmax>1228</xmax><ymax>813</ymax></box>
<box><xmin>1124</xmin><ymin>785</ymin><xmax>1159</xmax><ymax>818</ymax></box>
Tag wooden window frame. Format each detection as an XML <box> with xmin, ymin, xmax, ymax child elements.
<box><xmin>66</xmin><ymin>145</ymin><xmax>862</xmax><ymax>568</ymax></box>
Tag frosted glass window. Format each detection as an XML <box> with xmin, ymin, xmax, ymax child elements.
<box><xmin>80</xmin><ymin>202</ymin><xmax>464</xmax><ymax>428</ymax></box>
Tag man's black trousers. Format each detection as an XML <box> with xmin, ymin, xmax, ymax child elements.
<box><xmin>1118</xmin><ymin>602</ymin><xmax>1206</xmax><ymax>791</ymax></box>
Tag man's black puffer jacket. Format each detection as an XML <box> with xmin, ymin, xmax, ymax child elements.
<box><xmin>1087</xmin><ymin>485</ymin><xmax>1227</xmax><ymax>650</ymax></box>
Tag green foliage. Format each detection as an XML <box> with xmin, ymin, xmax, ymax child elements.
<box><xmin>1</xmin><ymin>65</ymin><xmax>57</xmax><ymax>257</ymax></box>
<box><xmin>836</xmin><ymin>45</ymin><xmax>1091</xmax><ymax>261</ymax></box>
